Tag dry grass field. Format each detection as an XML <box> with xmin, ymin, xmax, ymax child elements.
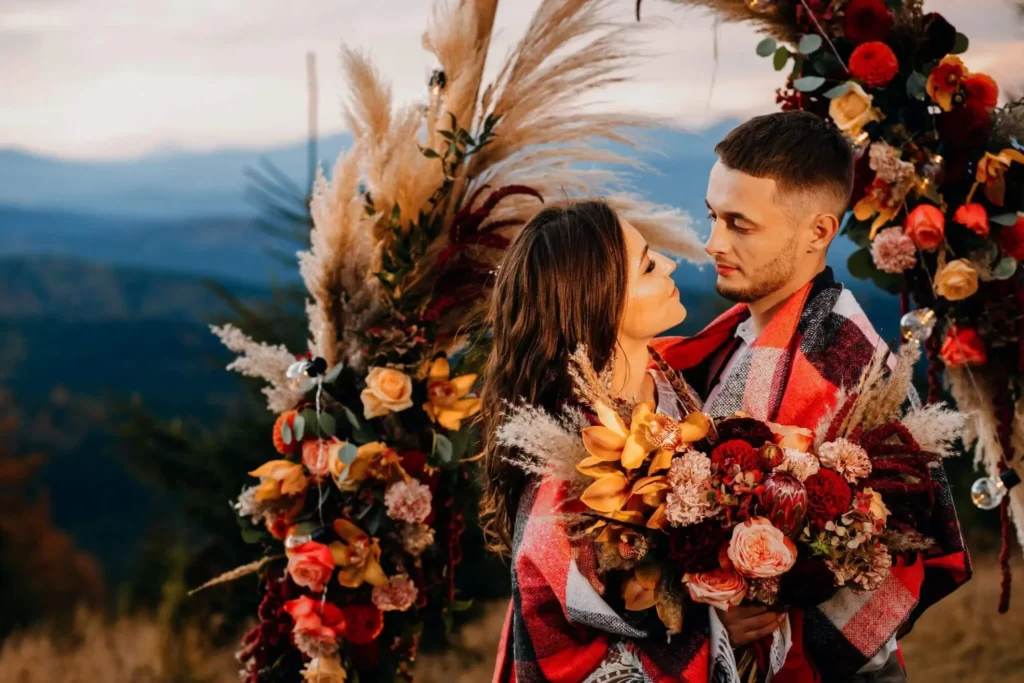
<box><xmin>1</xmin><ymin>557</ymin><xmax>1021</xmax><ymax>683</ymax></box>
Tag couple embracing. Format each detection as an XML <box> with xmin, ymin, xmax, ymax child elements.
<box><xmin>479</xmin><ymin>112</ymin><xmax>970</xmax><ymax>683</ymax></box>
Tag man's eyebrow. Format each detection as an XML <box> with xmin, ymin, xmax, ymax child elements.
<box><xmin>706</xmin><ymin>200</ymin><xmax>760</xmax><ymax>227</ymax></box>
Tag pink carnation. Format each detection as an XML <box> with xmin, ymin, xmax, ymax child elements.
<box><xmin>818</xmin><ymin>438</ymin><xmax>873</xmax><ymax>483</ymax></box>
<box><xmin>384</xmin><ymin>480</ymin><xmax>432</xmax><ymax>524</ymax></box>
<box><xmin>774</xmin><ymin>448</ymin><xmax>820</xmax><ymax>482</ymax></box>
<box><xmin>371</xmin><ymin>573</ymin><xmax>419</xmax><ymax>612</ymax></box>
<box><xmin>664</xmin><ymin>451</ymin><xmax>713</xmax><ymax>527</ymax></box>
<box><xmin>871</xmin><ymin>228</ymin><xmax>918</xmax><ymax>274</ymax></box>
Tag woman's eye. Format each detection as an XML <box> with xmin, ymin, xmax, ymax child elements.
<box><xmin>645</xmin><ymin>259</ymin><xmax>656</xmax><ymax>274</ymax></box>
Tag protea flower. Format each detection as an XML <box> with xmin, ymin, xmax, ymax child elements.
<box><xmin>760</xmin><ymin>472</ymin><xmax>808</xmax><ymax>537</ymax></box>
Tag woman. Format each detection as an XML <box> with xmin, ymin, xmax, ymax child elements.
<box><xmin>481</xmin><ymin>199</ymin><xmax>710</xmax><ymax>683</ymax></box>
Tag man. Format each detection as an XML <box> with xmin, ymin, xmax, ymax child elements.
<box><xmin>654</xmin><ymin>112</ymin><xmax>969</xmax><ymax>682</ymax></box>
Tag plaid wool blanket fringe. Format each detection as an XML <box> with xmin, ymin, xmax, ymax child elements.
<box><xmin>493</xmin><ymin>479</ymin><xmax>710</xmax><ymax>683</ymax></box>
<box><xmin>652</xmin><ymin>267</ymin><xmax>971</xmax><ymax>682</ymax></box>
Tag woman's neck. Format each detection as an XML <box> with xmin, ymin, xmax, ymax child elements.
<box><xmin>611</xmin><ymin>337</ymin><xmax>654</xmax><ymax>404</ymax></box>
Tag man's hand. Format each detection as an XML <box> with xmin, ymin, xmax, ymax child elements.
<box><xmin>715</xmin><ymin>605</ymin><xmax>786</xmax><ymax>647</ymax></box>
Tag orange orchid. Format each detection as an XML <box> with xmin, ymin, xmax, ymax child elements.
<box><xmin>975</xmin><ymin>149</ymin><xmax>1024</xmax><ymax>206</ymax></box>
<box><xmin>579</xmin><ymin>401</ymin><xmax>709</xmax><ymax>474</ymax></box>
<box><xmin>329</xmin><ymin>519</ymin><xmax>388</xmax><ymax>588</ymax></box>
<box><xmin>623</xmin><ymin>562</ymin><xmax>662</xmax><ymax>612</ymax></box>
<box><xmin>422</xmin><ymin>357</ymin><xmax>480</xmax><ymax>431</ymax></box>
<box><xmin>855</xmin><ymin>177</ymin><xmax>915</xmax><ymax>240</ymax></box>
<box><xmin>926</xmin><ymin>56</ymin><xmax>966</xmax><ymax>111</ymax></box>
<box><xmin>249</xmin><ymin>460</ymin><xmax>308</xmax><ymax>502</ymax></box>
<box><xmin>329</xmin><ymin>441</ymin><xmax>410</xmax><ymax>491</ymax></box>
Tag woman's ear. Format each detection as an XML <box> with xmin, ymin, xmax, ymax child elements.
<box><xmin>808</xmin><ymin>213</ymin><xmax>839</xmax><ymax>253</ymax></box>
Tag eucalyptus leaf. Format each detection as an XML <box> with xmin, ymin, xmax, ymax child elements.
<box><xmin>451</xmin><ymin>599</ymin><xmax>474</xmax><ymax>612</ymax></box>
<box><xmin>847</xmin><ymin>248</ymin><xmax>876</xmax><ymax>280</ymax></box>
<box><xmin>951</xmin><ymin>33</ymin><xmax>969</xmax><ymax>55</ymax></box>
<box><xmin>823</xmin><ymin>82</ymin><xmax>853</xmax><ymax>99</ymax></box>
<box><xmin>341</xmin><ymin>404</ymin><xmax>377</xmax><ymax>444</ymax></box>
<box><xmin>793</xmin><ymin>76</ymin><xmax>826</xmax><ymax>92</ymax></box>
<box><xmin>993</xmin><ymin>257</ymin><xmax>1018</xmax><ymax>280</ymax></box>
<box><xmin>433</xmin><ymin>432</ymin><xmax>454</xmax><ymax>465</ymax></box>
<box><xmin>756</xmin><ymin>37</ymin><xmax>777</xmax><ymax>57</ymax></box>
<box><xmin>317</xmin><ymin>412</ymin><xmax>337</xmax><ymax>438</ymax></box>
<box><xmin>280</xmin><ymin>421</ymin><xmax>293</xmax><ymax>445</ymax></box>
<box><xmin>906</xmin><ymin>72</ymin><xmax>928</xmax><ymax>101</ymax></box>
<box><xmin>338</xmin><ymin>442</ymin><xmax>359</xmax><ymax>465</ymax></box>
<box><xmin>292</xmin><ymin>414</ymin><xmax>305</xmax><ymax>442</ymax></box>
<box><xmin>773</xmin><ymin>47</ymin><xmax>790</xmax><ymax>72</ymax></box>
<box><xmin>871</xmin><ymin>269</ymin><xmax>905</xmax><ymax>295</ymax></box>
<box><xmin>991</xmin><ymin>213</ymin><xmax>1020</xmax><ymax>227</ymax></box>
<box><xmin>798</xmin><ymin>34</ymin><xmax>823</xmax><ymax>55</ymax></box>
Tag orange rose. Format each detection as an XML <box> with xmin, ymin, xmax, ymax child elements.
<box><xmin>302</xmin><ymin>439</ymin><xmax>334</xmax><ymax>478</ymax></box>
<box><xmin>940</xmin><ymin>327</ymin><xmax>987</xmax><ymax>368</ymax></box>
<box><xmin>829</xmin><ymin>82</ymin><xmax>883</xmax><ymax>135</ymax></box>
<box><xmin>904</xmin><ymin>204</ymin><xmax>945</xmax><ymax>251</ymax></box>
<box><xmin>953</xmin><ymin>203</ymin><xmax>989</xmax><ymax>237</ymax></box>
<box><xmin>360</xmin><ymin>367</ymin><xmax>414</xmax><ymax>419</ymax></box>
<box><xmin>273</xmin><ymin>410</ymin><xmax>298</xmax><ymax>455</ymax></box>
<box><xmin>727</xmin><ymin>517</ymin><xmax>797</xmax><ymax>579</ymax></box>
<box><xmin>287</xmin><ymin>541</ymin><xmax>336</xmax><ymax>593</ymax></box>
<box><xmin>935</xmin><ymin>259</ymin><xmax>979</xmax><ymax>301</ymax></box>
<box><xmin>684</xmin><ymin>566</ymin><xmax>748</xmax><ymax>611</ymax></box>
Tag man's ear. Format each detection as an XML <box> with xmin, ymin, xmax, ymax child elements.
<box><xmin>808</xmin><ymin>213</ymin><xmax>839</xmax><ymax>253</ymax></box>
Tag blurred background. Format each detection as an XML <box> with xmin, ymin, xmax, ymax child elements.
<box><xmin>1</xmin><ymin>1</ymin><xmax>1023</xmax><ymax>681</ymax></box>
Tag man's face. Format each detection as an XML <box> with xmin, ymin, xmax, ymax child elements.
<box><xmin>704</xmin><ymin>161</ymin><xmax>809</xmax><ymax>303</ymax></box>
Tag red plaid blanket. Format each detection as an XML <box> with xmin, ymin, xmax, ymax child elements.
<box><xmin>493</xmin><ymin>479</ymin><xmax>710</xmax><ymax>683</ymax></box>
<box><xmin>653</xmin><ymin>267</ymin><xmax>970</xmax><ymax>682</ymax></box>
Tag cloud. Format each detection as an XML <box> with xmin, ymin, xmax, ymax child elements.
<box><xmin>0</xmin><ymin>0</ymin><xmax>1021</xmax><ymax>159</ymax></box>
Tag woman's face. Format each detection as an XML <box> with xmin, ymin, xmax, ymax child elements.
<box><xmin>619</xmin><ymin>217</ymin><xmax>686</xmax><ymax>343</ymax></box>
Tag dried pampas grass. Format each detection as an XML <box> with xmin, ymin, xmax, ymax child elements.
<box><xmin>495</xmin><ymin>403</ymin><xmax>591</xmax><ymax>489</ymax></box>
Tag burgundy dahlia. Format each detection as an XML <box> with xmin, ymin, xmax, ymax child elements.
<box><xmin>668</xmin><ymin>518</ymin><xmax>730</xmax><ymax>574</ymax></box>
<box><xmin>804</xmin><ymin>468</ymin><xmax>853</xmax><ymax>529</ymax></box>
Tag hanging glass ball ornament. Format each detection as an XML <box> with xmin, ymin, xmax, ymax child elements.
<box><xmin>850</xmin><ymin>129</ymin><xmax>871</xmax><ymax>158</ymax></box>
<box><xmin>900</xmin><ymin>308</ymin><xmax>937</xmax><ymax>345</ymax></box>
<box><xmin>429</xmin><ymin>69</ymin><xmax>447</xmax><ymax>96</ymax></box>
<box><xmin>285</xmin><ymin>356</ymin><xmax>328</xmax><ymax>393</ymax></box>
<box><xmin>971</xmin><ymin>468</ymin><xmax>1022</xmax><ymax>510</ymax></box>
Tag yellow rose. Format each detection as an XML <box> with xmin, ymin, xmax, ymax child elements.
<box><xmin>867</xmin><ymin>489</ymin><xmax>890</xmax><ymax>524</ymax></box>
<box><xmin>829</xmin><ymin>83</ymin><xmax>883</xmax><ymax>134</ymax></box>
<box><xmin>361</xmin><ymin>367</ymin><xmax>414</xmax><ymax>419</ymax></box>
<box><xmin>935</xmin><ymin>259</ymin><xmax>979</xmax><ymax>301</ymax></box>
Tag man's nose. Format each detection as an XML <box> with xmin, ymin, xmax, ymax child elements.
<box><xmin>705</xmin><ymin>218</ymin><xmax>728</xmax><ymax>257</ymax></box>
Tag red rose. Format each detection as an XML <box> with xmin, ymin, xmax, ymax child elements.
<box><xmin>940</xmin><ymin>327</ymin><xmax>987</xmax><ymax>368</ymax></box>
<box><xmin>286</xmin><ymin>541</ymin><xmax>335</xmax><ymax>593</ymax></box>
<box><xmin>938</xmin><ymin>103</ymin><xmax>992</xmax><ymax>149</ymax></box>
<box><xmin>272</xmin><ymin>410</ymin><xmax>298</xmax><ymax>455</ymax></box>
<box><xmin>964</xmin><ymin>73</ymin><xmax>999</xmax><ymax>110</ymax></box>
<box><xmin>711</xmin><ymin>439</ymin><xmax>760</xmax><ymax>472</ymax></box>
<box><xmin>953</xmin><ymin>203</ymin><xmax>990</xmax><ymax>238</ymax></box>
<box><xmin>844</xmin><ymin>0</ymin><xmax>893</xmax><ymax>44</ymax></box>
<box><xmin>996</xmin><ymin>216</ymin><xmax>1024</xmax><ymax>261</ymax></box>
<box><xmin>341</xmin><ymin>604</ymin><xmax>385</xmax><ymax>644</ymax></box>
<box><xmin>904</xmin><ymin>204</ymin><xmax>946</xmax><ymax>251</ymax></box>
<box><xmin>804</xmin><ymin>468</ymin><xmax>853</xmax><ymax>529</ymax></box>
<box><xmin>849</xmin><ymin>42</ymin><xmax>899</xmax><ymax>88</ymax></box>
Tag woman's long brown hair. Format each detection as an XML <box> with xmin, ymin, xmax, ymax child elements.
<box><xmin>480</xmin><ymin>199</ymin><xmax>628</xmax><ymax>553</ymax></box>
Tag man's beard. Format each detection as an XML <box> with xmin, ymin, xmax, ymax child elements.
<box><xmin>715</xmin><ymin>238</ymin><xmax>799</xmax><ymax>304</ymax></box>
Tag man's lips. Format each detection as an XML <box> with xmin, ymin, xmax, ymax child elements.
<box><xmin>715</xmin><ymin>264</ymin><xmax>739</xmax><ymax>276</ymax></box>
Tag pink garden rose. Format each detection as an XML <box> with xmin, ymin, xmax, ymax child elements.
<box><xmin>287</xmin><ymin>541</ymin><xmax>336</xmax><ymax>593</ymax></box>
<box><xmin>684</xmin><ymin>567</ymin><xmax>748</xmax><ymax>611</ymax></box>
<box><xmin>727</xmin><ymin>517</ymin><xmax>797</xmax><ymax>579</ymax></box>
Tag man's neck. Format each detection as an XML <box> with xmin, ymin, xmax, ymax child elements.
<box><xmin>747</xmin><ymin>264</ymin><xmax>826</xmax><ymax>336</ymax></box>
<box><xmin>611</xmin><ymin>337</ymin><xmax>653</xmax><ymax>403</ymax></box>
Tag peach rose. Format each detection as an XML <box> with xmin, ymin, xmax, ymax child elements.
<box><xmin>829</xmin><ymin>83</ymin><xmax>883</xmax><ymax>134</ymax></box>
<box><xmin>302</xmin><ymin>439</ymin><xmax>334</xmax><ymax>478</ymax></box>
<box><xmin>904</xmin><ymin>204</ymin><xmax>945</xmax><ymax>251</ymax></box>
<box><xmin>360</xmin><ymin>367</ymin><xmax>414</xmax><ymax>419</ymax></box>
<box><xmin>684</xmin><ymin>567</ymin><xmax>747</xmax><ymax>611</ymax></box>
<box><xmin>727</xmin><ymin>517</ymin><xmax>797</xmax><ymax>579</ymax></box>
<box><xmin>287</xmin><ymin>541</ymin><xmax>336</xmax><ymax>593</ymax></box>
<box><xmin>768</xmin><ymin>422</ymin><xmax>814</xmax><ymax>452</ymax></box>
<box><xmin>935</xmin><ymin>259</ymin><xmax>979</xmax><ymax>301</ymax></box>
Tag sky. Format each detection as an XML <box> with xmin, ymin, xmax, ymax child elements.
<box><xmin>1</xmin><ymin>0</ymin><xmax>1022</xmax><ymax>161</ymax></box>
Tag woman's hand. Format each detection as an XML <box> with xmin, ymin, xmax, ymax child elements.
<box><xmin>715</xmin><ymin>605</ymin><xmax>786</xmax><ymax>647</ymax></box>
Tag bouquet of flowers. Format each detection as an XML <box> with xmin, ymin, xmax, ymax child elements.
<box><xmin>499</xmin><ymin>343</ymin><xmax>963</xmax><ymax>633</ymax></box>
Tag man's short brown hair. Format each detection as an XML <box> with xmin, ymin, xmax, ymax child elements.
<box><xmin>715</xmin><ymin>111</ymin><xmax>855</xmax><ymax>214</ymax></box>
